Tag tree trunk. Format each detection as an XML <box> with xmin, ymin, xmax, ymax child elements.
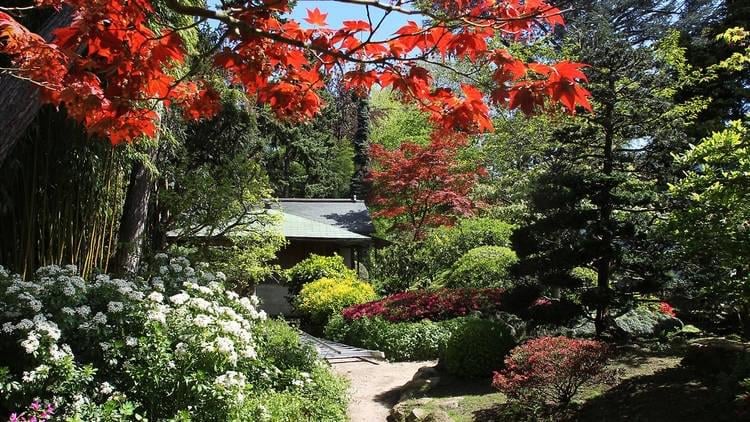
<box><xmin>0</xmin><ymin>8</ymin><xmax>74</xmax><ymax>165</ymax></box>
<box><xmin>595</xmin><ymin>76</ymin><xmax>617</xmax><ymax>337</ymax></box>
<box><xmin>110</xmin><ymin>148</ymin><xmax>158</xmax><ymax>275</ymax></box>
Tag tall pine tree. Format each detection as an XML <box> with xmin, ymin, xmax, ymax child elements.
<box><xmin>513</xmin><ymin>0</ymin><xmax>704</xmax><ymax>334</ymax></box>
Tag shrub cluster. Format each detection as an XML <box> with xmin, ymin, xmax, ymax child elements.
<box><xmin>325</xmin><ymin>315</ymin><xmax>471</xmax><ymax>361</ymax></box>
<box><xmin>425</xmin><ymin>218</ymin><xmax>515</xmax><ymax>266</ymax></box>
<box><xmin>492</xmin><ymin>336</ymin><xmax>612</xmax><ymax>408</ymax></box>
<box><xmin>284</xmin><ymin>254</ymin><xmax>356</xmax><ymax>295</ymax></box>
<box><xmin>443</xmin><ymin>246</ymin><xmax>518</xmax><ymax>288</ymax></box>
<box><xmin>294</xmin><ymin>277</ymin><xmax>377</xmax><ymax>325</ymax></box>
<box><xmin>441</xmin><ymin>318</ymin><xmax>516</xmax><ymax>378</ymax></box>
<box><xmin>341</xmin><ymin>288</ymin><xmax>506</xmax><ymax>323</ymax></box>
<box><xmin>368</xmin><ymin>217</ymin><xmax>515</xmax><ymax>294</ymax></box>
<box><xmin>0</xmin><ymin>257</ymin><xmax>347</xmax><ymax>421</ymax></box>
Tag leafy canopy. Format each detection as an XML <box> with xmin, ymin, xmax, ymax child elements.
<box><xmin>0</xmin><ymin>0</ymin><xmax>591</xmax><ymax>144</ymax></box>
<box><xmin>368</xmin><ymin>132</ymin><xmax>486</xmax><ymax>238</ymax></box>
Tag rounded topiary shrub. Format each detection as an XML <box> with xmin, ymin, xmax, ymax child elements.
<box><xmin>285</xmin><ymin>254</ymin><xmax>356</xmax><ymax>295</ymax></box>
<box><xmin>425</xmin><ymin>218</ymin><xmax>515</xmax><ymax>265</ymax></box>
<box><xmin>444</xmin><ymin>246</ymin><xmax>518</xmax><ymax>288</ymax></box>
<box><xmin>295</xmin><ymin>277</ymin><xmax>377</xmax><ymax>325</ymax></box>
<box><xmin>441</xmin><ymin>318</ymin><xmax>516</xmax><ymax>378</ymax></box>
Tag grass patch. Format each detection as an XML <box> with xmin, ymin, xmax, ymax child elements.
<box><xmin>391</xmin><ymin>342</ymin><xmax>741</xmax><ymax>421</ymax></box>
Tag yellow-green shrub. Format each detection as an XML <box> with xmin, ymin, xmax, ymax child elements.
<box><xmin>295</xmin><ymin>277</ymin><xmax>377</xmax><ymax>324</ymax></box>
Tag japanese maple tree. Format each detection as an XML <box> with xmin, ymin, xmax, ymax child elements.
<box><xmin>0</xmin><ymin>0</ymin><xmax>592</xmax><ymax>145</ymax></box>
<box><xmin>368</xmin><ymin>132</ymin><xmax>485</xmax><ymax>238</ymax></box>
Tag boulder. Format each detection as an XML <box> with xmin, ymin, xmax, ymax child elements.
<box><xmin>406</xmin><ymin>407</ymin><xmax>430</xmax><ymax>422</ymax></box>
<box><xmin>614</xmin><ymin>308</ymin><xmax>683</xmax><ymax>338</ymax></box>
<box><xmin>398</xmin><ymin>376</ymin><xmax>441</xmax><ymax>402</ymax></box>
<box><xmin>413</xmin><ymin>366</ymin><xmax>440</xmax><ymax>380</ymax></box>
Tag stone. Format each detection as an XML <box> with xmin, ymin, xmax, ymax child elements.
<box><xmin>406</xmin><ymin>407</ymin><xmax>430</xmax><ymax>422</ymax></box>
<box><xmin>413</xmin><ymin>366</ymin><xmax>440</xmax><ymax>380</ymax></box>
<box><xmin>614</xmin><ymin>308</ymin><xmax>683</xmax><ymax>338</ymax></box>
<box><xmin>398</xmin><ymin>376</ymin><xmax>441</xmax><ymax>402</ymax></box>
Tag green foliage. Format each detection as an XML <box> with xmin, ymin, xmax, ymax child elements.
<box><xmin>367</xmin><ymin>242</ymin><xmax>433</xmax><ymax>294</ymax></box>
<box><xmin>444</xmin><ymin>246</ymin><xmax>518</xmax><ymax>288</ymax></box>
<box><xmin>368</xmin><ymin>218</ymin><xmax>516</xmax><ymax>294</ymax></box>
<box><xmin>509</xmin><ymin>1</ymin><xmax>709</xmax><ymax>334</ymax></box>
<box><xmin>570</xmin><ymin>267</ymin><xmax>598</xmax><ymax>287</ymax></box>
<box><xmin>325</xmin><ymin>315</ymin><xmax>471</xmax><ymax>361</ymax></box>
<box><xmin>295</xmin><ymin>277</ymin><xmax>378</xmax><ymax>325</ymax></box>
<box><xmin>441</xmin><ymin>319</ymin><xmax>516</xmax><ymax>378</ymax></box>
<box><xmin>0</xmin><ymin>257</ymin><xmax>346</xmax><ymax>421</ymax></box>
<box><xmin>259</xmin><ymin>99</ymin><xmax>355</xmax><ymax>198</ymax></box>
<box><xmin>668</xmin><ymin>121</ymin><xmax>750</xmax><ymax>320</ymax></box>
<box><xmin>424</xmin><ymin>218</ymin><xmax>515</xmax><ymax>267</ymax></box>
<box><xmin>161</xmin><ymin>89</ymin><xmax>273</xmax><ymax>240</ymax></box>
<box><xmin>470</xmin><ymin>113</ymin><xmax>561</xmax><ymax>222</ymax></box>
<box><xmin>370</xmin><ymin>89</ymin><xmax>433</xmax><ymax>149</ymax></box>
<box><xmin>253</xmin><ymin>319</ymin><xmax>317</xmax><ymax>371</ymax></box>
<box><xmin>240</xmin><ymin>365</ymin><xmax>348</xmax><ymax>422</ymax></box>
<box><xmin>285</xmin><ymin>254</ymin><xmax>357</xmax><ymax>295</ymax></box>
<box><xmin>160</xmin><ymin>88</ymin><xmax>285</xmax><ymax>290</ymax></box>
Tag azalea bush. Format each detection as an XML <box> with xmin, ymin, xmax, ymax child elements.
<box><xmin>295</xmin><ymin>277</ymin><xmax>377</xmax><ymax>325</ymax></box>
<box><xmin>325</xmin><ymin>315</ymin><xmax>472</xmax><ymax>361</ymax></box>
<box><xmin>492</xmin><ymin>336</ymin><xmax>613</xmax><ymax>409</ymax></box>
<box><xmin>341</xmin><ymin>288</ymin><xmax>506</xmax><ymax>323</ymax></box>
<box><xmin>0</xmin><ymin>256</ymin><xmax>347</xmax><ymax>421</ymax></box>
<box><xmin>284</xmin><ymin>254</ymin><xmax>356</xmax><ymax>295</ymax></box>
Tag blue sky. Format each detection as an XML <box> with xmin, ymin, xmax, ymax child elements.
<box><xmin>289</xmin><ymin>1</ymin><xmax>414</xmax><ymax>39</ymax></box>
<box><xmin>204</xmin><ymin>1</ymin><xmax>420</xmax><ymax>41</ymax></box>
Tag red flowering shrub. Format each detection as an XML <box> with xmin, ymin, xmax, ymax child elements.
<box><xmin>341</xmin><ymin>288</ymin><xmax>506</xmax><ymax>323</ymax></box>
<box><xmin>492</xmin><ymin>336</ymin><xmax>612</xmax><ymax>407</ymax></box>
<box><xmin>658</xmin><ymin>301</ymin><xmax>677</xmax><ymax>317</ymax></box>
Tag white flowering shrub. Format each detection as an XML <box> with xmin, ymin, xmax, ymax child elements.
<box><xmin>0</xmin><ymin>256</ymin><xmax>347</xmax><ymax>421</ymax></box>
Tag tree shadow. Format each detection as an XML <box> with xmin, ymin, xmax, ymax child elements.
<box><xmin>573</xmin><ymin>365</ymin><xmax>725</xmax><ymax>422</ymax></box>
<box><xmin>372</xmin><ymin>369</ymin><xmax>495</xmax><ymax>407</ymax></box>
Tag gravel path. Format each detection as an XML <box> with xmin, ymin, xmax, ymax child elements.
<box><xmin>332</xmin><ymin>360</ymin><xmax>437</xmax><ymax>422</ymax></box>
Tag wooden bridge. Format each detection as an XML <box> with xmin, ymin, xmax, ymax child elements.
<box><xmin>300</xmin><ymin>332</ymin><xmax>385</xmax><ymax>364</ymax></box>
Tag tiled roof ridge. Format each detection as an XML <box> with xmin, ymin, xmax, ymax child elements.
<box><xmin>275</xmin><ymin>198</ymin><xmax>364</xmax><ymax>203</ymax></box>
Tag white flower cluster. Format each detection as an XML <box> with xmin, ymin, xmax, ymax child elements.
<box><xmin>22</xmin><ymin>364</ymin><xmax>50</xmax><ymax>383</ymax></box>
<box><xmin>214</xmin><ymin>370</ymin><xmax>248</xmax><ymax>401</ymax></box>
<box><xmin>142</xmin><ymin>257</ymin><xmax>267</xmax><ymax>367</ymax></box>
<box><xmin>290</xmin><ymin>371</ymin><xmax>313</xmax><ymax>389</ymax></box>
<box><xmin>16</xmin><ymin>315</ymin><xmax>62</xmax><ymax>355</ymax></box>
<box><xmin>1</xmin><ymin>255</ymin><xmax>271</xmax><ymax>412</ymax></box>
<box><xmin>90</xmin><ymin>274</ymin><xmax>144</xmax><ymax>302</ymax></box>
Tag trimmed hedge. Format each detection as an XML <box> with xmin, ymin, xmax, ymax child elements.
<box><xmin>441</xmin><ymin>318</ymin><xmax>516</xmax><ymax>378</ymax></box>
<box><xmin>325</xmin><ymin>315</ymin><xmax>473</xmax><ymax>361</ymax></box>
<box><xmin>295</xmin><ymin>277</ymin><xmax>377</xmax><ymax>324</ymax></box>
<box><xmin>285</xmin><ymin>254</ymin><xmax>356</xmax><ymax>295</ymax></box>
<box><xmin>443</xmin><ymin>246</ymin><xmax>518</xmax><ymax>288</ymax></box>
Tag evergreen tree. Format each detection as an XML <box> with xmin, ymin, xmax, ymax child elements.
<box><xmin>512</xmin><ymin>0</ymin><xmax>703</xmax><ymax>334</ymax></box>
<box><xmin>678</xmin><ymin>0</ymin><xmax>750</xmax><ymax>139</ymax></box>
<box><xmin>350</xmin><ymin>93</ymin><xmax>370</xmax><ymax>198</ymax></box>
<box><xmin>259</xmin><ymin>98</ymin><xmax>355</xmax><ymax>199</ymax></box>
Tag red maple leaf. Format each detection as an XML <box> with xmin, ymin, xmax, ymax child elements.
<box><xmin>0</xmin><ymin>1</ymin><xmax>591</xmax><ymax>145</ymax></box>
<box><xmin>305</xmin><ymin>8</ymin><xmax>328</xmax><ymax>26</ymax></box>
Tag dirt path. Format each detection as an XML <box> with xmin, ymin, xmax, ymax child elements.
<box><xmin>332</xmin><ymin>359</ymin><xmax>437</xmax><ymax>422</ymax></box>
